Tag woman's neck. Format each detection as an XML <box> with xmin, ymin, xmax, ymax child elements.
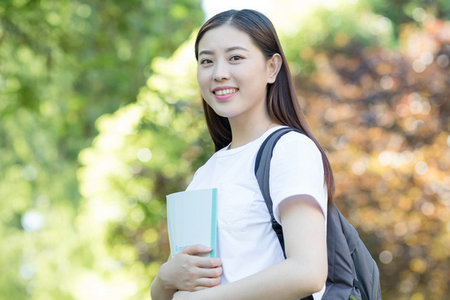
<box><xmin>228</xmin><ymin>116</ymin><xmax>279</xmax><ymax>149</ymax></box>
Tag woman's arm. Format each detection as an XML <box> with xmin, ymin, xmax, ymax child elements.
<box><xmin>150</xmin><ymin>245</ymin><xmax>223</xmax><ymax>300</ymax></box>
<box><xmin>173</xmin><ymin>194</ymin><xmax>327</xmax><ymax>300</ymax></box>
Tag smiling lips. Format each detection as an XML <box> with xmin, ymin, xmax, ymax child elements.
<box><xmin>213</xmin><ymin>87</ymin><xmax>238</xmax><ymax>101</ymax></box>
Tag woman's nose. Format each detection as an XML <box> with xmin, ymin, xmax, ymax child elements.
<box><xmin>213</xmin><ymin>61</ymin><xmax>230</xmax><ymax>81</ymax></box>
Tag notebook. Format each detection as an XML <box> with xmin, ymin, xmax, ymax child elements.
<box><xmin>166</xmin><ymin>188</ymin><xmax>218</xmax><ymax>257</ymax></box>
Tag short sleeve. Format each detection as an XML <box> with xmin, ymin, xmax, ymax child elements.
<box><xmin>269</xmin><ymin>132</ymin><xmax>328</xmax><ymax>224</ymax></box>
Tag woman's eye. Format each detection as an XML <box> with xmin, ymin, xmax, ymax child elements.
<box><xmin>200</xmin><ymin>59</ymin><xmax>212</xmax><ymax>65</ymax></box>
<box><xmin>230</xmin><ymin>55</ymin><xmax>242</xmax><ymax>61</ymax></box>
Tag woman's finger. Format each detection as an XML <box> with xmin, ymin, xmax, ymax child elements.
<box><xmin>181</xmin><ymin>244</ymin><xmax>212</xmax><ymax>255</ymax></box>
<box><xmin>194</xmin><ymin>256</ymin><xmax>222</xmax><ymax>268</ymax></box>
<box><xmin>196</xmin><ymin>266</ymin><xmax>222</xmax><ymax>278</ymax></box>
<box><xmin>195</xmin><ymin>276</ymin><xmax>222</xmax><ymax>288</ymax></box>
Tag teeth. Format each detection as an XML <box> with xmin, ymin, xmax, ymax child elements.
<box><xmin>215</xmin><ymin>88</ymin><xmax>237</xmax><ymax>95</ymax></box>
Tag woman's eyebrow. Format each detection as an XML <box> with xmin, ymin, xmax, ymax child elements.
<box><xmin>226</xmin><ymin>46</ymin><xmax>249</xmax><ymax>52</ymax></box>
<box><xmin>198</xmin><ymin>50</ymin><xmax>213</xmax><ymax>56</ymax></box>
<box><xmin>198</xmin><ymin>46</ymin><xmax>249</xmax><ymax>56</ymax></box>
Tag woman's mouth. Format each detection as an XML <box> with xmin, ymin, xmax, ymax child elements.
<box><xmin>213</xmin><ymin>88</ymin><xmax>238</xmax><ymax>101</ymax></box>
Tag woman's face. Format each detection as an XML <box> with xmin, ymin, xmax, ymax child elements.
<box><xmin>197</xmin><ymin>25</ymin><xmax>277</xmax><ymax>124</ymax></box>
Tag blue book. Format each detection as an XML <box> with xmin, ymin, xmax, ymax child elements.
<box><xmin>166</xmin><ymin>188</ymin><xmax>218</xmax><ymax>257</ymax></box>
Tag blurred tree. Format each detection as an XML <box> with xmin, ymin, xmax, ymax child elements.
<box><xmin>0</xmin><ymin>0</ymin><xmax>203</xmax><ymax>299</ymax></box>
<box><xmin>362</xmin><ymin>0</ymin><xmax>450</xmax><ymax>38</ymax></box>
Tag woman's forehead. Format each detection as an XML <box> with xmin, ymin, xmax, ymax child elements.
<box><xmin>198</xmin><ymin>25</ymin><xmax>255</xmax><ymax>52</ymax></box>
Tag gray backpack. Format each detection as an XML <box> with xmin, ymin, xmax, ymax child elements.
<box><xmin>254</xmin><ymin>127</ymin><xmax>382</xmax><ymax>300</ymax></box>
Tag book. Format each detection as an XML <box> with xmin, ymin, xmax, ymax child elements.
<box><xmin>166</xmin><ymin>188</ymin><xmax>218</xmax><ymax>257</ymax></box>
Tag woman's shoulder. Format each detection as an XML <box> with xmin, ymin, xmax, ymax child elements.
<box><xmin>274</xmin><ymin>130</ymin><xmax>321</xmax><ymax>156</ymax></box>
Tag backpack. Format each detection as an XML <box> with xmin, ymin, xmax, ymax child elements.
<box><xmin>254</xmin><ymin>127</ymin><xmax>382</xmax><ymax>300</ymax></box>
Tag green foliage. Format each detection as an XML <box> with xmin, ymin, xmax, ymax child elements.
<box><xmin>363</xmin><ymin>0</ymin><xmax>450</xmax><ymax>37</ymax></box>
<box><xmin>280</xmin><ymin>2</ymin><xmax>395</xmax><ymax>75</ymax></box>
<box><xmin>0</xmin><ymin>0</ymin><xmax>203</xmax><ymax>299</ymax></box>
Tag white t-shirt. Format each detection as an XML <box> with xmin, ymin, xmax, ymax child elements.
<box><xmin>186</xmin><ymin>126</ymin><xmax>328</xmax><ymax>299</ymax></box>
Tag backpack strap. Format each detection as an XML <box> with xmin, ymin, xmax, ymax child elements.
<box><xmin>254</xmin><ymin>127</ymin><xmax>314</xmax><ymax>300</ymax></box>
<box><xmin>255</xmin><ymin>127</ymin><xmax>302</xmax><ymax>253</ymax></box>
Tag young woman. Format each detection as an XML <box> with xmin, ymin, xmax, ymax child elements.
<box><xmin>151</xmin><ymin>9</ymin><xmax>335</xmax><ymax>300</ymax></box>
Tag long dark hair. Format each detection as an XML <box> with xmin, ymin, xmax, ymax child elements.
<box><xmin>195</xmin><ymin>9</ymin><xmax>335</xmax><ymax>205</ymax></box>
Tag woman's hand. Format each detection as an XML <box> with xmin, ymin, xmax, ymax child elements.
<box><xmin>159</xmin><ymin>244</ymin><xmax>223</xmax><ymax>292</ymax></box>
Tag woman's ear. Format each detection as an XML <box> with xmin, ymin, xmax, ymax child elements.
<box><xmin>266</xmin><ymin>53</ymin><xmax>282</xmax><ymax>84</ymax></box>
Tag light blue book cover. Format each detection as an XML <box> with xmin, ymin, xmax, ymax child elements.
<box><xmin>166</xmin><ymin>188</ymin><xmax>218</xmax><ymax>257</ymax></box>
